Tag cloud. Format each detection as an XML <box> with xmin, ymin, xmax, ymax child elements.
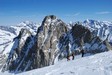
<box><xmin>65</xmin><ymin>13</ymin><xmax>80</xmax><ymax>17</ymax></box>
<box><xmin>73</xmin><ymin>13</ymin><xmax>80</xmax><ymax>16</ymax></box>
<box><xmin>96</xmin><ymin>11</ymin><xmax>111</xmax><ymax>14</ymax></box>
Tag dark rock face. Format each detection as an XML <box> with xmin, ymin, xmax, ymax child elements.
<box><xmin>71</xmin><ymin>24</ymin><xmax>92</xmax><ymax>45</ymax></box>
<box><xmin>34</xmin><ymin>15</ymin><xmax>67</xmax><ymax>68</ymax></box>
<box><xmin>58</xmin><ymin>24</ymin><xmax>92</xmax><ymax>57</ymax></box>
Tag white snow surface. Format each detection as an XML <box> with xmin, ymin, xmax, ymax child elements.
<box><xmin>1</xmin><ymin>51</ymin><xmax>112</xmax><ymax>75</ymax></box>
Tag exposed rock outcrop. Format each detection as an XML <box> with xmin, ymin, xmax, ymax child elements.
<box><xmin>3</xmin><ymin>15</ymin><xmax>68</xmax><ymax>73</ymax></box>
<box><xmin>34</xmin><ymin>15</ymin><xmax>68</xmax><ymax>68</ymax></box>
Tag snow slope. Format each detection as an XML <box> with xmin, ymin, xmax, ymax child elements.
<box><xmin>1</xmin><ymin>51</ymin><xmax>112</xmax><ymax>75</ymax></box>
<box><xmin>0</xmin><ymin>28</ymin><xmax>15</xmax><ymax>53</ymax></box>
<box><xmin>0</xmin><ymin>21</ymin><xmax>40</xmax><ymax>54</ymax></box>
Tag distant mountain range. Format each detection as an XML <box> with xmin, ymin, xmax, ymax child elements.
<box><xmin>0</xmin><ymin>15</ymin><xmax>112</xmax><ymax>73</ymax></box>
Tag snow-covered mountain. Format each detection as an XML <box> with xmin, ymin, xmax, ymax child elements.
<box><xmin>0</xmin><ymin>21</ymin><xmax>40</xmax><ymax>54</ymax></box>
<box><xmin>58</xmin><ymin>23</ymin><xmax>112</xmax><ymax>60</ymax></box>
<box><xmin>12</xmin><ymin>21</ymin><xmax>39</xmax><ymax>35</ymax></box>
<box><xmin>0</xmin><ymin>21</ymin><xmax>40</xmax><ymax>71</ymax></box>
<box><xmin>1</xmin><ymin>51</ymin><xmax>112</xmax><ymax>75</ymax></box>
<box><xmin>83</xmin><ymin>19</ymin><xmax>112</xmax><ymax>43</ymax></box>
<box><xmin>0</xmin><ymin>15</ymin><xmax>112</xmax><ymax>74</ymax></box>
<box><xmin>1</xmin><ymin>15</ymin><xmax>68</xmax><ymax>73</ymax></box>
<box><xmin>67</xmin><ymin>19</ymin><xmax>112</xmax><ymax>44</ymax></box>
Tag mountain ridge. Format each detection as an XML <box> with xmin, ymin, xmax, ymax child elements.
<box><xmin>0</xmin><ymin>15</ymin><xmax>112</xmax><ymax>73</ymax></box>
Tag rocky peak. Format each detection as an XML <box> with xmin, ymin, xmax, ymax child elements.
<box><xmin>3</xmin><ymin>15</ymin><xmax>68</xmax><ymax>73</ymax></box>
<box><xmin>42</xmin><ymin>15</ymin><xmax>57</xmax><ymax>26</ymax></box>
<box><xmin>35</xmin><ymin>15</ymin><xmax>68</xmax><ymax>67</ymax></box>
<box><xmin>71</xmin><ymin>24</ymin><xmax>92</xmax><ymax>42</ymax></box>
<box><xmin>37</xmin><ymin>15</ymin><xmax>67</xmax><ymax>38</ymax></box>
<box><xmin>17</xmin><ymin>28</ymin><xmax>32</xmax><ymax>39</ymax></box>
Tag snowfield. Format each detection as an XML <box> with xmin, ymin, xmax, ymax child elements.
<box><xmin>1</xmin><ymin>51</ymin><xmax>112</xmax><ymax>75</ymax></box>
